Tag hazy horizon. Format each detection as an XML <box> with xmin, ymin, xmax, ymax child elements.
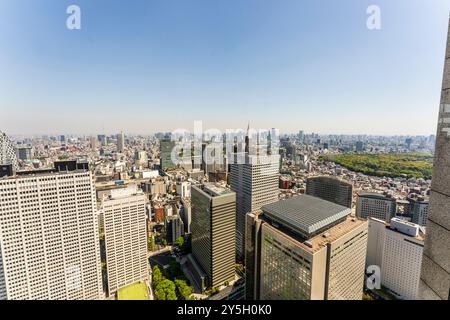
<box><xmin>1</xmin><ymin>0</ymin><xmax>450</xmax><ymax>135</ymax></box>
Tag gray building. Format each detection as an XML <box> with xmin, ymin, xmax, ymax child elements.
<box><xmin>16</xmin><ymin>146</ymin><xmax>32</xmax><ymax>161</ymax></box>
<box><xmin>306</xmin><ymin>176</ymin><xmax>353</xmax><ymax>208</ymax></box>
<box><xmin>160</xmin><ymin>139</ymin><xmax>177</xmax><ymax>171</ymax></box>
<box><xmin>419</xmin><ymin>16</ymin><xmax>450</xmax><ymax>300</ymax></box>
<box><xmin>356</xmin><ymin>192</ymin><xmax>397</xmax><ymax>222</ymax></box>
<box><xmin>191</xmin><ymin>183</ymin><xmax>236</xmax><ymax>289</ymax></box>
<box><xmin>408</xmin><ymin>196</ymin><xmax>429</xmax><ymax>227</ymax></box>
<box><xmin>245</xmin><ymin>195</ymin><xmax>368</xmax><ymax>300</ymax></box>
<box><xmin>165</xmin><ymin>215</ymin><xmax>184</xmax><ymax>244</ymax></box>
<box><xmin>117</xmin><ymin>132</ymin><xmax>125</xmax><ymax>153</ymax></box>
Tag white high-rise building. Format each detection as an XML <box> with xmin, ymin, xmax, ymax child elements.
<box><xmin>230</xmin><ymin>153</ymin><xmax>280</xmax><ymax>261</ymax></box>
<box><xmin>0</xmin><ymin>164</ymin><xmax>103</xmax><ymax>300</ymax></box>
<box><xmin>366</xmin><ymin>217</ymin><xmax>424</xmax><ymax>300</ymax></box>
<box><xmin>100</xmin><ymin>186</ymin><xmax>148</xmax><ymax>296</ymax></box>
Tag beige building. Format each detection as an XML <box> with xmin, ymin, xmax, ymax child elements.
<box><xmin>0</xmin><ymin>162</ymin><xmax>103</xmax><ymax>300</ymax></box>
<box><xmin>356</xmin><ymin>192</ymin><xmax>396</xmax><ymax>222</ymax></box>
<box><xmin>246</xmin><ymin>195</ymin><xmax>368</xmax><ymax>300</ymax></box>
<box><xmin>101</xmin><ymin>186</ymin><xmax>148</xmax><ymax>296</ymax></box>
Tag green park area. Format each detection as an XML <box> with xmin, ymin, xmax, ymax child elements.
<box><xmin>117</xmin><ymin>282</ymin><xmax>149</xmax><ymax>300</ymax></box>
<box><xmin>320</xmin><ymin>153</ymin><xmax>433</xmax><ymax>180</ymax></box>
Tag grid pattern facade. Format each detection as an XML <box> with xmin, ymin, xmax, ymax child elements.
<box><xmin>306</xmin><ymin>177</ymin><xmax>353</xmax><ymax>208</ymax></box>
<box><xmin>382</xmin><ymin>231</ymin><xmax>423</xmax><ymax>300</ymax></box>
<box><xmin>230</xmin><ymin>154</ymin><xmax>280</xmax><ymax>260</ymax></box>
<box><xmin>327</xmin><ymin>228</ymin><xmax>368</xmax><ymax>300</ymax></box>
<box><xmin>356</xmin><ymin>194</ymin><xmax>396</xmax><ymax>222</ymax></box>
<box><xmin>191</xmin><ymin>186</ymin><xmax>236</xmax><ymax>288</ymax></box>
<box><xmin>160</xmin><ymin>140</ymin><xmax>176</xmax><ymax>170</ymax></box>
<box><xmin>102</xmin><ymin>194</ymin><xmax>148</xmax><ymax>295</ymax></box>
<box><xmin>259</xmin><ymin>224</ymin><xmax>312</xmax><ymax>300</ymax></box>
<box><xmin>0</xmin><ymin>172</ymin><xmax>103</xmax><ymax>300</ymax></box>
<box><xmin>410</xmin><ymin>201</ymin><xmax>429</xmax><ymax>226</ymax></box>
<box><xmin>0</xmin><ymin>132</ymin><xmax>18</xmax><ymax>170</ymax></box>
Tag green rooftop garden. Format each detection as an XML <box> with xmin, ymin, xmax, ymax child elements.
<box><xmin>117</xmin><ymin>282</ymin><xmax>149</xmax><ymax>300</ymax></box>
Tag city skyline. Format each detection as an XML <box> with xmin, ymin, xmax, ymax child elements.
<box><xmin>1</xmin><ymin>0</ymin><xmax>450</xmax><ymax>135</ymax></box>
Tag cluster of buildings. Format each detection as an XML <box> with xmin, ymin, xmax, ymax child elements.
<box><xmin>0</xmin><ymin>16</ymin><xmax>449</xmax><ymax>302</ymax></box>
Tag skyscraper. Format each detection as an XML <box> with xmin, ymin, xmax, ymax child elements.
<box><xmin>117</xmin><ymin>132</ymin><xmax>125</xmax><ymax>153</ymax></box>
<box><xmin>160</xmin><ymin>139</ymin><xmax>177</xmax><ymax>171</ymax></box>
<box><xmin>0</xmin><ymin>131</ymin><xmax>18</xmax><ymax>170</ymax></box>
<box><xmin>306</xmin><ymin>176</ymin><xmax>353</xmax><ymax>208</ymax></box>
<box><xmin>0</xmin><ymin>161</ymin><xmax>103</xmax><ymax>300</ymax></box>
<box><xmin>408</xmin><ymin>196</ymin><xmax>429</xmax><ymax>227</ymax></box>
<box><xmin>356</xmin><ymin>192</ymin><xmax>397</xmax><ymax>222</ymax></box>
<box><xmin>100</xmin><ymin>186</ymin><xmax>148</xmax><ymax>297</ymax></box>
<box><xmin>230</xmin><ymin>153</ymin><xmax>280</xmax><ymax>262</ymax></box>
<box><xmin>245</xmin><ymin>195</ymin><xmax>368</xmax><ymax>300</ymax></box>
<box><xmin>191</xmin><ymin>184</ymin><xmax>236</xmax><ymax>289</ymax></box>
<box><xmin>419</xmin><ymin>17</ymin><xmax>450</xmax><ymax>300</ymax></box>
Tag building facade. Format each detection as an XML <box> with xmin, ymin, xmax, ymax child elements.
<box><xmin>246</xmin><ymin>195</ymin><xmax>368</xmax><ymax>300</ymax></box>
<box><xmin>356</xmin><ymin>192</ymin><xmax>397</xmax><ymax>222</ymax></box>
<box><xmin>367</xmin><ymin>218</ymin><xmax>424</xmax><ymax>300</ymax></box>
<box><xmin>306</xmin><ymin>176</ymin><xmax>353</xmax><ymax>208</ymax></box>
<box><xmin>101</xmin><ymin>187</ymin><xmax>148</xmax><ymax>296</ymax></box>
<box><xmin>0</xmin><ymin>132</ymin><xmax>18</xmax><ymax>170</ymax></box>
<box><xmin>191</xmin><ymin>184</ymin><xmax>236</xmax><ymax>288</ymax></box>
<box><xmin>230</xmin><ymin>154</ymin><xmax>280</xmax><ymax>261</ymax></box>
<box><xmin>160</xmin><ymin>140</ymin><xmax>176</xmax><ymax>171</ymax></box>
<box><xmin>117</xmin><ymin>132</ymin><xmax>125</xmax><ymax>153</ymax></box>
<box><xmin>408</xmin><ymin>196</ymin><xmax>429</xmax><ymax>227</ymax></box>
<box><xmin>0</xmin><ymin>163</ymin><xmax>103</xmax><ymax>300</ymax></box>
<box><xmin>419</xmin><ymin>17</ymin><xmax>450</xmax><ymax>300</ymax></box>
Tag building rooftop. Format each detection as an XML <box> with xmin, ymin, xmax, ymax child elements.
<box><xmin>201</xmin><ymin>183</ymin><xmax>233</xmax><ymax>197</ymax></box>
<box><xmin>264</xmin><ymin>215</ymin><xmax>367</xmax><ymax>254</ymax></box>
<box><xmin>357</xmin><ymin>191</ymin><xmax>395</xmax><ymax>200</ymax></box>
<box><xmin>261</xmin><ymin>194</ymin><xmax>352</xmax><ymax>237</ymax></box>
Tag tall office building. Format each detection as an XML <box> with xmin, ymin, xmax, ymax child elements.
<box><xmin>367</xmin><ymin>218</ymin><xmax>424</xmax><ymax>300</ymax></box>
<box><xmin>16</xmin><ymin>147</ymin><xmax>32</xmax><ymax>161</ymax></box>
<box><xmin>100</xmin><ymin>186</ymin><xmax>148</xmax><ymax>297</ymax></box>
<box><xmin>191</xmin><ymin>184</ymin><xmax>236</xmax><ymax>289</ymax></box>
<box><xmin>117</xmin><ymin>132</ymin><xmax>125</xmax><ymax>153</ymax></box>
<box><xmin>0</xmin><ymin>161</ymin><xmax>103</xmax><ymax>300</ymax></box>
<box><xmin>306</xmin><ymin>176</ymin><xmax>353</xmax><ymax>208</ymax></box>
<box><xmin>245</xmin><ymin>195</ymin><xmax>368</xmax><ymax>300</ymax></box>
<box><xmin>419</xmin><ymin>17</ymin><xmax>450</xmax><ymax>300</ymax></box>
<box><xmin>0</xmin><ymin>131</ymin><xmax>18</xmax><ymax>170</ymax></box>
<box><xmin>165</xmin><ymin>215</ymin><xmax>185</xmax><ymax>244</ymax></box>
<box><xmin>160</xmin><ymin>139</ymin><xmax>177</xmax><ymax>171</ymax></box>
<box><xmin>356</xmin><ymin>192</ymin><xmax>397</xmax><ymax>222</ymax></box>
<box><xmin>230</xmin><ymin>153</ymin><xmax>280</xmax><ymax>261</ymax></box>
<box><xmin>408</xmin><ymin>196</ymin><xmax>429</xmax><ymax>227</ymax></box>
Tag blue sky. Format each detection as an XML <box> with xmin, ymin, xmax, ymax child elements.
<box><xmin>0</xmin><ymin>0</ymin><xmax>449</xmax><ymax>135</ymax></box>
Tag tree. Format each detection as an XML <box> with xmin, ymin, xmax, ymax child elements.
<box><xmin>155</xmin><ymin>279</ymin><xmax>177</xmax><ymax>300</ymax></box>
<box><xmin>152</xmin><ymin>265</ymin><xmax>163</xmax><ymax>288</ymax></box>
<box><xmin>148</xmin><ymin>236</ymin><xmax>154</xmax><ymax>252</ymax></box>
<box><xmin>175</xmin><ymin>279</ymin><xmax>193</xmax><ymax>300</ymax></box>
<box><xmin>174</xmin><ymin>236</ymin><xmax>184</xmax><ymax>248</ymax></box>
